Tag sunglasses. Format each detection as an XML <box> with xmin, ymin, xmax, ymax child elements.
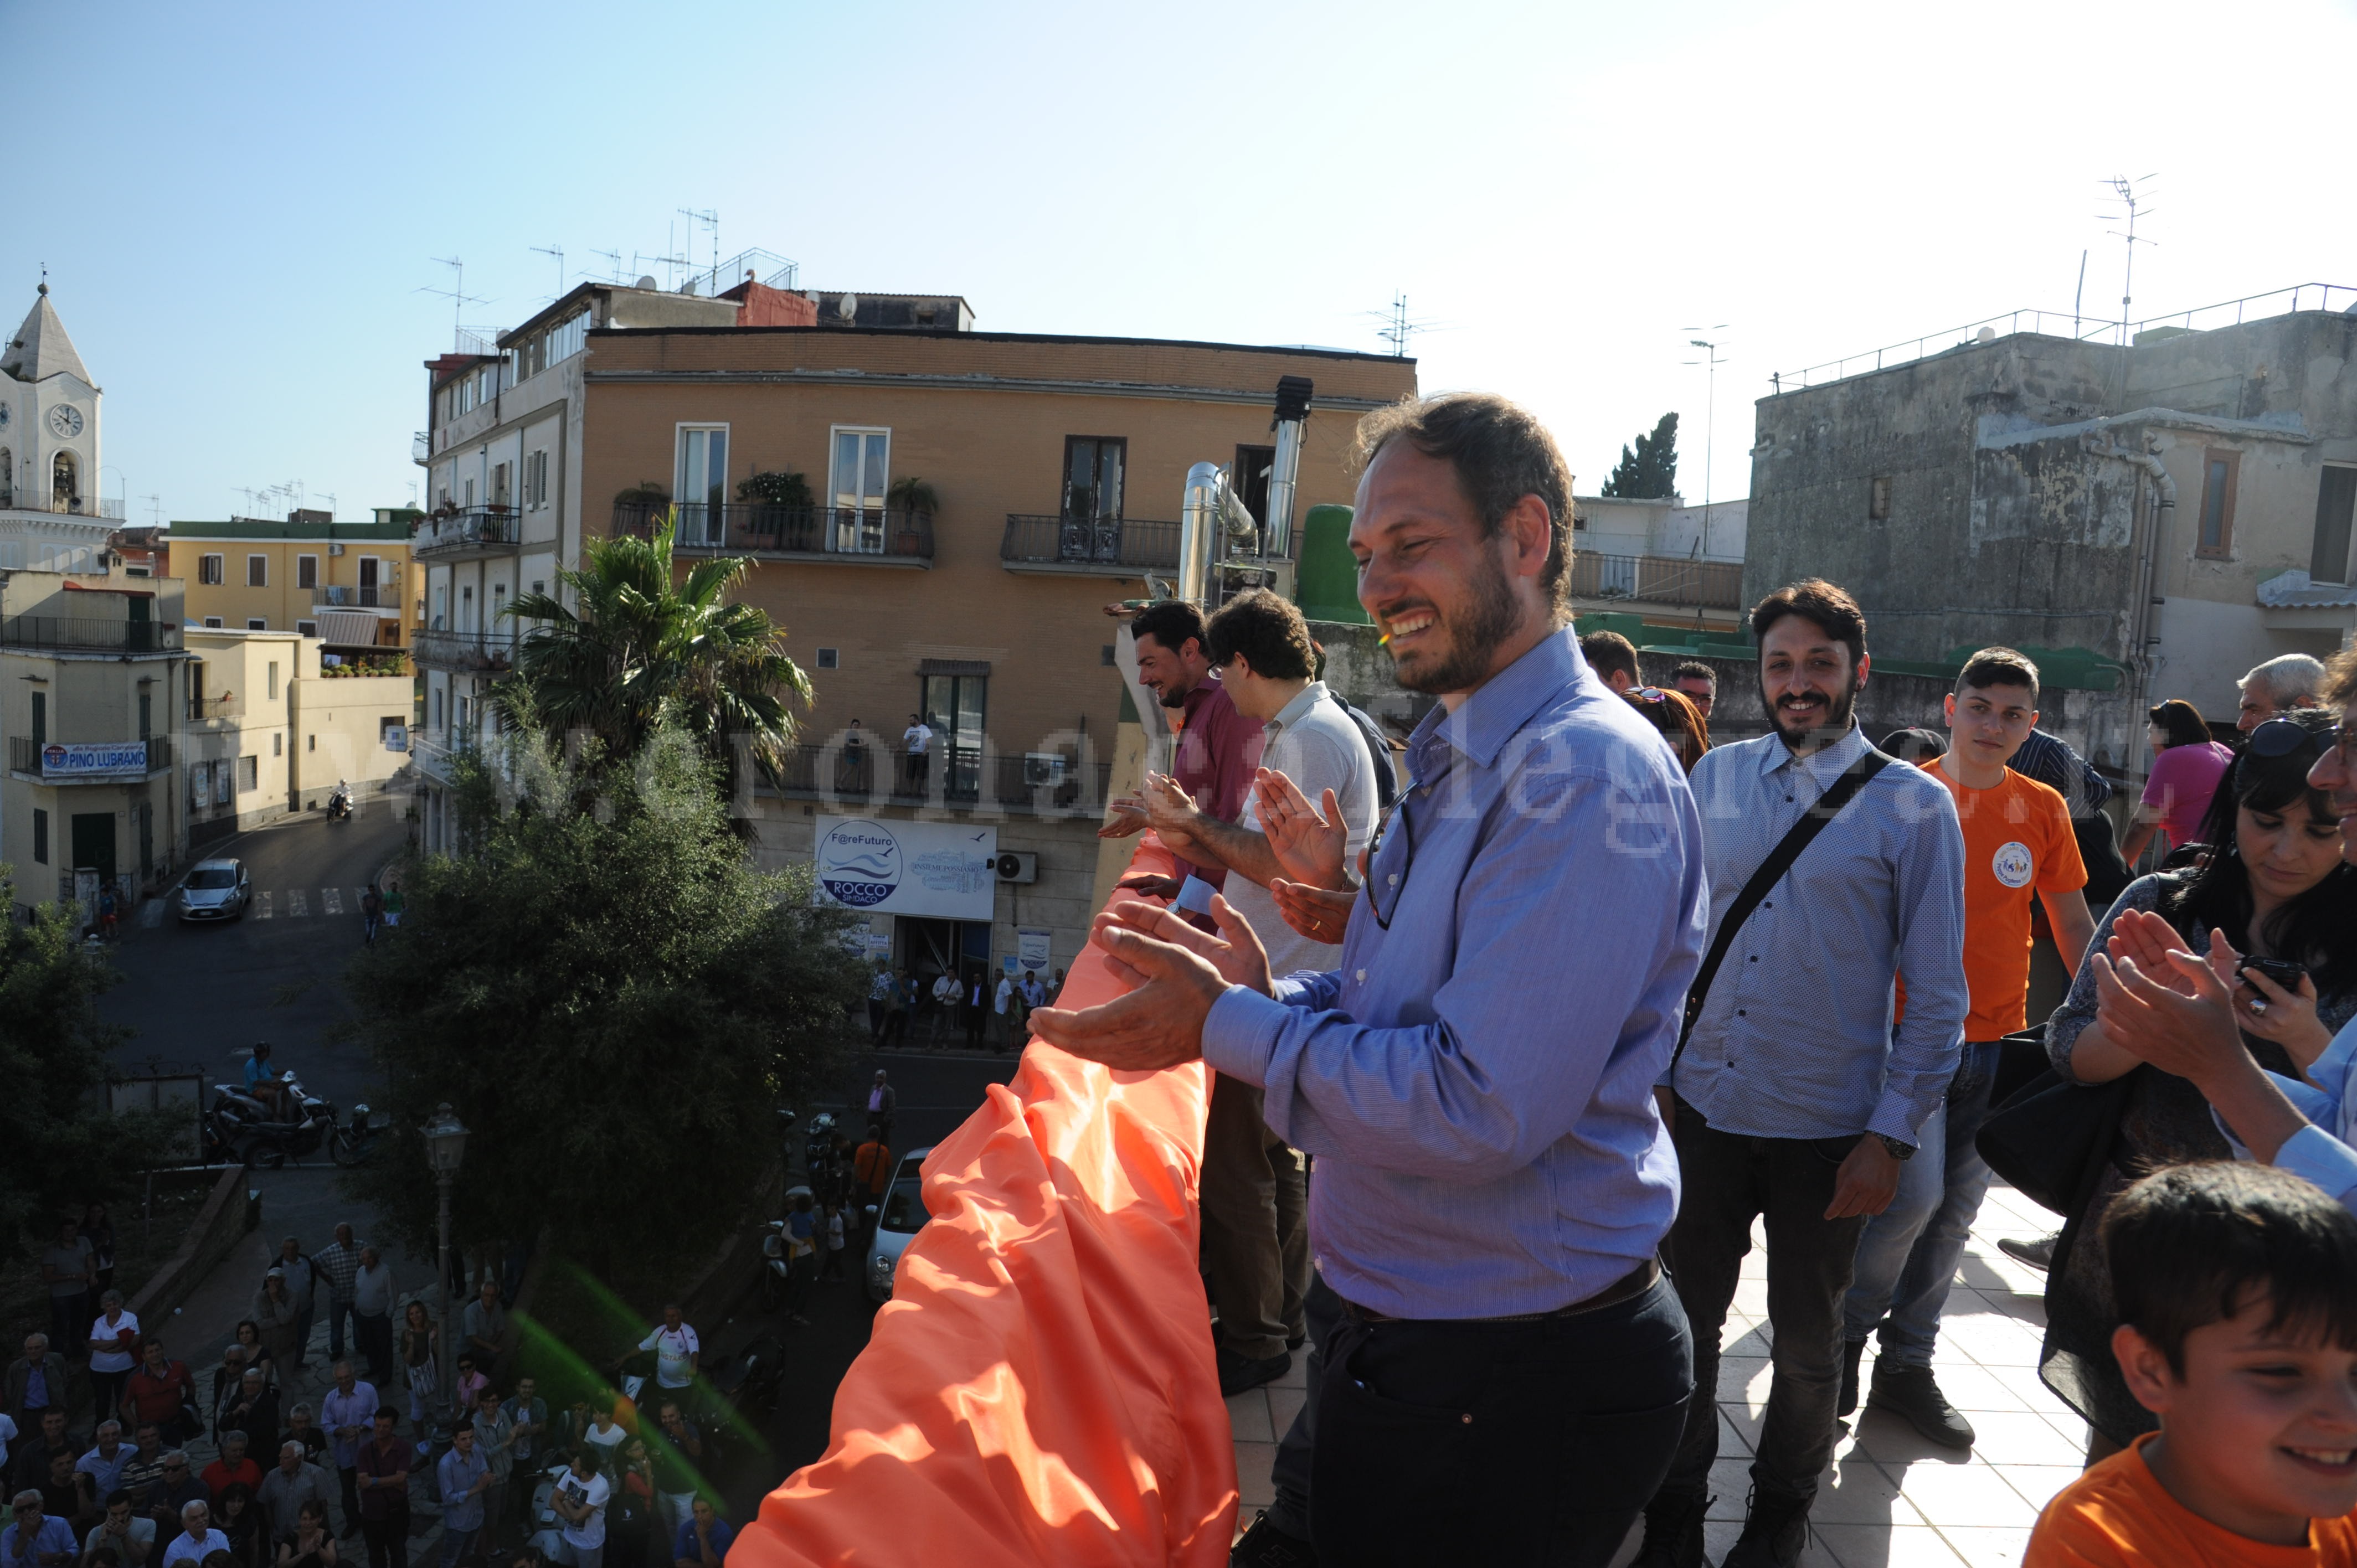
<box><xmin>2247</xmin><ymin>716</ymin><xmax>2328</xmax><ymax>760</ymax></box>
<box><xmin>1366</xmin><ymin>791</ymin><xmax>1421</xmax><ymax>931</ymax></box>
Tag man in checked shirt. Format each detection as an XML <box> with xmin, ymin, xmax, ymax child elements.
<box><xmin>1639</xmin><ymin>579</ymin><xmax>1967</xmax><ymax>1568</ymax></box>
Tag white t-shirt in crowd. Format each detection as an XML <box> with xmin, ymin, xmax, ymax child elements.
<box><xmin>1223</xmin><ymin>683</ymin><xmax>1380</xmax><ymax>981</ymax></box>
<box><xmin>89</xmin><ymin>1309</ymin><xmax>142</xmax><ymax>1374</ymax></box>
<box><xmin>902</xmin><ymin>724</ymin><xmax>933</xmax><ymax>756</ymax></box>
<box><xmin>558</xmin><ymin>1469</ymin><xmax>610</xmax><ymax>1550</ymax></box>
<box><xmin>0</xmin><ymin>1412</ymin><xmax>16</xmax><ymax>1468</ymax></box>
<box><xmin>994</xmin><ymin>977</ymin><xmax>1013</xmax><ymax>1014</ymax></box>
<box><xmin>84</xmin><ymin>1518</ymin><xmax>157</xmax><ymax>1561</ymax></box>
<box><xmin>163</xmin><ymin>1530</ymin><xmax>230</xmax><ymax>1568</ymax></box>
<box><xmin>827</xmin><ymin>1213</ymin><xmax>846</xmax><ymax>1252</ymax></box>
<box><xmin>640</xmin><ymin>1324</ymin><xmax>699</xmax><ymax>1389</ymax></box>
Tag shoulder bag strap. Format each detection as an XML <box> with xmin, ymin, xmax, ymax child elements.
<box><xmin>1672</xmin><ymin>749</ymin><xmax>1895</xmax><ymax>1069</ymax></box>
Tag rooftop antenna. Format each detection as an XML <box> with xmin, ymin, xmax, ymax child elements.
<box><xmin>317</xmin><ymin>491</ymin><xmax>338</xmax><ymax>520</ymax></box>
<box><xmin>416</xmin><ymin>257</ymin><xmax>488</xmax><ymax>352</ymax></box>
<box><xmin>142</xmin><ymin>493</ymin><xmax>161</xmax><ymax>528</ymax></box>
<box><xmin>233</xmin><ymin>487</ymin><xmax>260</xmax><ymax>518</ymax></box>
<box><xmin>1682</xmin><ymin>327</ymin><xmax>1730</xmax><ymax>548</ymax></box>
<box><xmin>1367</xmin><ymin>293</ymin><xmax>1438</xmax><ymax>357</ymax></box>
<box><xmin>678</xmin><ymin>208</ymin><xmax>719</xmax><ymax>294</ymax></box>
<box><xmin>2073</xmin><ymin>248</ymin><xmax>2089</xmax><ymax>338</ymax></box>
<box><xmin>2097</xmin><ymin>174</ymin><xmax>2159</xmax><ymax>345</ymax></box>
<box><xmin>530</xmin><ymin>244</ymin><xmax>565</xmax><ymax>300</ymax></box>
<box><xmin>588</xmin><ymin>247</ymin><xmax>623</xmax><ymax>285</ymax></box>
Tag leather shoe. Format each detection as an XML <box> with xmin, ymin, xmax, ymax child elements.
<box><xmin>1217</xmin><ymin>1347</ymin><xmax>1291</xmax><ymax>1397</ymax></box>
<box><xmin>1998</xmin><ymin>1233</ymin><xmax>2057</xmax><ymax>1272</ymax></box>
<box><xmin>1229</xmin><ymin>1509</ymin><xmax>1317</xmax><ymax>1567</ymax></box>
<box><xmin>1838</xmin><ymin>1338</ymin><xmax>1865</xmax><ymax>1417</ymax></box>
<box><xmin>1867</xmin><ymin>1363</ymin><xmax>1976</xmax><ymax>1448</ymax></box>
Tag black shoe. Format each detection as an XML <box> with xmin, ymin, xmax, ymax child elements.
<box><xmin>1630</xmin><ymin>1489</ymin><xmax>1711</xmax><ymax>1568</ymax></box>
<box><xmin>1229</xmin><ymin>1509</ymin><xmax>1318</xmax><ymax>1567</ymax></box>
<box><xmin>1998</xmin><ymin>1233</ymin><xmax>2057</xmax><ymax>1272</ymax></box>
<box><xmin>1722</xmin><ymin>1488</ymin><xmax>1811</xmax><ymax>1568</ymax></box>
<box><xmin>1866</xmin><ymin>1363</ymin><xmax>1976</xmax><ymax>1448</ymax></box>
<box><xmin>1216</xmin><ymin>1347</ymin><xmax>1291</xmax><ymax>1397</ymax></box>
<box><xmin>1838</xmin><ymin>1337</ymin><xmax>1866</xmax><ymax>1418</ymax></box>
<box><xmin>1285</xmin><ymin>1328</ymin><xmax>1306</xmax><ymax>1351</ymax></box>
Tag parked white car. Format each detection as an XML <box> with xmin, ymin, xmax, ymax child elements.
<box><xmin>864</xmin><ymin>1146</ymin><xmax>935</xmax><ymax>1303</ymax></box>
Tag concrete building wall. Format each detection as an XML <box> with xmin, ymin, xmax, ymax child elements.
<box><xmin>291</xmin><ymin>673</ymin><xmax>416</xmax><ymax>807</ymax></box>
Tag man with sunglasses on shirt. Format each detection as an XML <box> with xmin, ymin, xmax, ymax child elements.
<box><xmin>1033</xmin><ymin>393</ymin><xmax>1707</xmax><ymax>1567</ymax></box>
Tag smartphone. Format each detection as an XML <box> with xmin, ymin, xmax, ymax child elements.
<box><xmin>2236</xmin><ymin>956</ymin><xmax>2309</xmax><ymax>993</ymax></box>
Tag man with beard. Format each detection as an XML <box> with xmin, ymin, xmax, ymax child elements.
<box><xmin>1035</xmin><ymin>392</ymin><xmax>1707</xmax><ymax>1565</ymax></box>
<box><xmin>1638</xmin><ymin>579</ymin><xmax>1966</xmax><ymax>1568</ymax></box>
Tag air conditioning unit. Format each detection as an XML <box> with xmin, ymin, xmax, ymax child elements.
<box><xmin>993</xmin><ymin>852</ymin><xmax>1037</xmax><ymax>884</ymax></box>
<box><xmin>1022</xmin><ymin>752</ymin><xmax>1067</xmax><ymax>788</ymax></box>
<box><xmin>329</xmin><ymin>543</ymin><xmax>345</xmax><ymax>556</ymax></box>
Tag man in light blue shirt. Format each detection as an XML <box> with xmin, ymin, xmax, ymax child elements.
<box><xmin>1035</xmin><ymin>393</ymin><xmax>1706</xmax><ymax>1565</ymax></box>
<box><xmin>432</xmin><ymin>1425</ymin><xmax>488</xmax><ymax>1568</ymax></box>
<box><xmin>1643</xmin><ymin>580</ymin><xmax>1967</xmax><ymax>1568</ymax></box>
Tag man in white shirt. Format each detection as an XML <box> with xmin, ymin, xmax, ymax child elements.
<box><xmin>637</xmin><ymin>1308</ymin><xmax>698</xmax><ymax>1395</ymax></box>
<box><xmin>927</xmin><ymin>971</ymin><xmax>959</xmax><ymax>1045</ymax></box>
<box><xmin>550</xmin><ymin>1452</ymin><xmax>609</xmax><ymax>1568</ymax></box>
<box><xmin>993</xmin><ymin>973</ymin><xmax>1017</xmax><ymax>1053</ymax></box>
<box><xmin>1135</xmin><ymin>588</ymin><xmax>1378</xmax><ymax>1397</ymax></box>
<box><xmin>157</xmin><ymin>1503</ymin><xmax>223</xmax><ymax>1568</ymax></box>
<box><xmin>900</xmin><ymin>713</ymin><xmax>933</xmax><ymax>792</ymax></box>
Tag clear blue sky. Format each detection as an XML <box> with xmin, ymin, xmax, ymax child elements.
<box><xmin>13</xmin><ymin>0</ymin><xmax>2356</xmax><ymax>527</ymax></box>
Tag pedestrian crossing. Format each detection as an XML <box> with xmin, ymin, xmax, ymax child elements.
<box><xmin>200</xmin><ymin>887</ymin><xmax>382</xmax><ymax>924</ymax></box>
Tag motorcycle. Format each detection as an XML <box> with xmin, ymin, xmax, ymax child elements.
<box><xmin>326</xmin><ymin>787</ymin><xmax>354</xmax><ymax>823</ymax></box>
<box><xmin>203</xmin><ymin>1070</ymin><xmax>354</xmax><ymax>1168</ymax></box>
<box><xmin>801</xmin><ymin>1111</ymin><xmax>840</xmax><ymax>1195</ymax></box>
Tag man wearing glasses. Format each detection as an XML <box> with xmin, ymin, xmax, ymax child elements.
<box><xmin>1034</xmin><ymin>392</ymin><xmax>1707</xmax><ymax>1565</ymax></box>
<box><xmin>4</xmin><ymin>1492</ymin><xmax>76</xmax><ymax>1568</ymax></box>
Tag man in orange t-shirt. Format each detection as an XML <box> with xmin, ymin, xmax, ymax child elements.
<box><xmin>2025</xmin><ymin>1163</ymin><xmax>2357</xmax><ymax>1567</ymax></box>
<box><xmin>1844</xmin><ymin>649</ymin><xmax>2097</xmax><ymax>1449</ymax></box>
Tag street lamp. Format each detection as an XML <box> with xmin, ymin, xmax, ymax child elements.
<box><xmin>423</xmin><ymin>1103</ymin><xmax>469</xmax><ymax>1412</ymax></box>
<box><xmin>1682</xmin><ymin>328</ymin><xmax>1730</xmax><ymax>555</ymax></box>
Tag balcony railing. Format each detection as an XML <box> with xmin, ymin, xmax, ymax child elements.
<box><xmin>413</xmin><ymin>507</ymin><xmax>521</xmax><ymax>556</ymax></box>
<box><xmin>413</xmin><ymin>628</ymin><xmax>517</xmax><ymax>671</ymax></box>
<box><xmin>187</xmin><ymin>696</ymin><xmax>240</xmax><ymax>722</ymax></box>
<box><xmin>10</xmin><ymin>735</ymin><xmax>171</xmax><ymax>777</ymax></box>
<box><xmin>999</xmin><ymin>514</ymin><xmax>1182</xmax><ymax>574</ymax></box>
<box><xmin>613</xmin><ymin>502</ymin><xmax>935</xmax><ymax>563</ymax></box>
<box><xmin>0</xmin><ymin>615</ymin><xmax>179</xmax><ymax>653</ymax></box>
<box><xmin>314</xmin><ymin>585</ymin><xmax>394</xmax><ymax>608</ymax></box>
<box><xmin>0</xmin><ymin>494</ymin><xmax>126</xmax><ymax>519</ymax></box>
<box><xmin>1567</xmin><ymin>553</ymin><xmax>1744</xmax><ymax>611</ymax></box>
<box><xmin>771</xmin><ymin>742</ymin><xmax>1111</xmax><ymax>815</ymax></box>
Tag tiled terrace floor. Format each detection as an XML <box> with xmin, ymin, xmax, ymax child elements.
<box><xmin>1226</xmin><ymin>1180</ymin><xmax>2086</xmax><ymax>1567</ymax></box>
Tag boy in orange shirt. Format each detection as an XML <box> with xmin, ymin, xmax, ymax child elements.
<box><xmin>2026</xmin><ymin>1161</ymin><xmax>2357</xmax><ymax>1566</ymax></box>
<box><xmin>1843</xmin><ymin>649</ymin><xmax>2098</xmax><ymax>1447</ymax></box>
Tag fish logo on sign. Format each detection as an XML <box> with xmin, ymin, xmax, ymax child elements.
<box><xmin>817</xmin><ymin>818</ymin><xmax>903</xmax><ymax>908</ymax></box>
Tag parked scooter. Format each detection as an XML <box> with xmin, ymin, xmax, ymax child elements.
<box><xmin>203</xmin><ymin>1070</ymin><xmax>352</xmax><ymax>1168</ymax></box>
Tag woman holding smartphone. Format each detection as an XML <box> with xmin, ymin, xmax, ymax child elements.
<box><xmin>2037</xmin><ymin>711</ymin><xmax>2357</xmax><ymax>1459</ymax></box>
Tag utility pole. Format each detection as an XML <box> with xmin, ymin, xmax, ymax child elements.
<box><xmin>1683</xmin><ymin>328</ymin><xmax>1729</xmax><ymax>551</ymax></box>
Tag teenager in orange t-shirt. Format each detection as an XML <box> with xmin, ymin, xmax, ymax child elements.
<box><xmin>2025</xmin><ymin>1163</ymin><xmax>2357</xmax><ymax>1567</ymax></box>
<box><xmin>1844</xmin><ymin>650</ymin><xmax>2099</xmax><ymax>1448</ymax></box>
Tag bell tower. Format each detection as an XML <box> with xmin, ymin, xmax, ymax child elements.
<box><xmin>0</xmin><ymin>280</ymin><xmax>100</xmax><ymax>516</ymax></box>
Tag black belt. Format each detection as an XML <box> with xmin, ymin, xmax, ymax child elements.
<box><xmin>1342</xmin><ymin>1257</ymin><xmax>1661</xmax><ymax>1326</ymax></box>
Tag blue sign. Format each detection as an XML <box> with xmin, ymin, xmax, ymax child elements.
<box><xmin>812</xmin><ymin>816</ymin><xmax>995</xmax><ymax>920</ymax></box>
<box><xmin>41</xmin><ymin>740</ymin><xmax>150</xmax><ymax>780</ymax></box>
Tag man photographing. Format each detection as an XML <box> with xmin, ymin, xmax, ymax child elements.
<box><xmin>1033</xmin><ymin>392</ymin><xmax>1707</xmax><ymax>1564</ymax></box>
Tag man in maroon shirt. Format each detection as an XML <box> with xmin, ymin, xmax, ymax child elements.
<box><xmin>353</xmin><ymin>1408</ymin><xmax>410</xmax><ymax>1568</ymax></box>
<box><xmin>1100</xmin><ymin>599</ymin><xmax>1294</xmax><ymax>1395</ymax></box>
<box><xmin>118</xmin><ymin>1343</ymin><xmax>198</xmax><ymax>1447</ymax></box>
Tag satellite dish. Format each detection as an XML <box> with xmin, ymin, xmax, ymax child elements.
<box><xmin>634</xmin><ymin>275</ymin><xmax>658</xmax><ymax>291</ymax></box>
<box><xmin>836</xmin><ymin>293</ymin><xmax>859</xmax><ymax>321</ymax></box>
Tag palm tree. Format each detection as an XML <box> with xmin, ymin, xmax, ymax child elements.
<box><xmin>495</xmin><ymin>508</ymin><xmax>811</xmax><ymax>787</ymax></box>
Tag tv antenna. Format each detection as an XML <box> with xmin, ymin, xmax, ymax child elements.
<box><xmin>529</xmin><ymin>244</ymin><xmax>565</xmax><ymax>299</ymax></box>
<box><xmin>141</xmin><ymin>493</ymin><xmax>161</xmax><ymax>528</ymax></box>
<box><xmin>416</xmin><ymin>257</ymin><xmax>488</xmax><ymax>351</ymax></box>
<box><xmin>677</xmin><ymin>208</ymin><xmax>719</xmax><ymax>293</ymax></box>
<box><xmin>1367</xmin><ymin>293</ymin><xmax>1440</xmax><ymax>357</ymax></box>
<box><xmin>1682</xmin><ymin>327</ymin><xmax>1730</xmax><ymax>531</ymax></box>
<box><xmin>639</xmin><ymin>235</ymin><xmax>688</xmax><ymax>292</ymax></box>
<box><xmin>317</xmin><ymin>491</ymin><xmax>338</xmax><ymax>520</ymax></box>
<box><xmin>2097</xmin><ymin>174</ymin><xmax>2159</xmax><ymax>345</ymax></box>
<box><xmin>588</xmin><ymin>247</ymin><xmax>623</xmax><ymax>284</ymax></box>
<box><xmin>233</xmin><ymin>487</ymin><xmax>260</xmax><ymax>518</ymax></box>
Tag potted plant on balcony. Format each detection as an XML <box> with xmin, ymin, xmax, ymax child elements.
<box><xmin>887</xmin><ymin>477</ymin><xmax>938</xmax><ymax>555</ymax></box>
<box><xmin>738</xmin><ymin>471</ymin><xmax>814</xmax><ymax>549</ymax></box>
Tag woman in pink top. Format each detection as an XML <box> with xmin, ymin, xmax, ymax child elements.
<box><xmin>2122</xmin><ymin>698</ymin><xmax>2234</xmax><ymax>864</ymax></box>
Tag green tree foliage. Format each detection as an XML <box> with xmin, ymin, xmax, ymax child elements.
<box><xmin>0</xmin><ymin>872</ymin><xmax>173</xmax><ymax>1263</ymax></box>
<box><xmin>336</xmin><ymin>731</ymin><xmax>865</xmax><ymax>1277</ymax></box>
<box><xmin>1601</xmin><ymin>412</ymin><xmax>1681</xmax><ymax>500</ymax></box>
<box><xmin>498</xmin><ymin>510</ymin><xmax>812</xmax><ymax>791</ymax></box>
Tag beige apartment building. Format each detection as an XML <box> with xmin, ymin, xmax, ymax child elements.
<box><xmin>1</xmin><ymin>569</ymin><xmax>188</xmax><ymax>915</ymax></box>
<box><xmin>183</xmin><ymin>628</ymin><xmax>417</xmax><ymax>844</ymax></box>
<box><xmin>413</xmin><ymin>286</ymin><xmax>1417</xmax><ymax>979</ymax></box>
<box><xmin>168</xmin><ymin>511</ymin><xmax>423</xmax><ymax>663</ymax></box>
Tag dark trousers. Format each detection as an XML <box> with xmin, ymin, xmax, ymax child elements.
<box><xmin>88</xmin><ymin>1369</ymin><xmax>130</xmax><ymax>1427</ymax></box>
<box><xmin>1658</xmin><ymin>1100</ymin><xmax>1869</xmax><ymax>1505</ymax></box>
<box><xmin>49</xmin><ymin>1292</ymin><xmax>90</xmax><ymax>1358</ymax></box>
<box><xmin>1310</xmin><ymin>1276</ymin><xmax>1691</xmax><ymax>1565</ymax></box>
<box><xmin>362</xmin><ymin>1506</ymin><xmax>408</xmax><ymax>1568</ymax></box>
<box><xmin>1268</xmin><ymin>1268</ymin><xmax>1345</xmax><ymax>1539</ymax></box>
<box><xmin>878</xmin><ymin>1012</ymin><xmax>907</xmax><ymax>1050</ymax></box>
<box><xmin>1200</xmin><ymin>1072</ymin><xmax>1286</xmax><ymax>1361</ymax></box>
<box><xmin>325</xmin><ymin>1297</ymin><xmax>357</xmax><ymax>1363</ymax></box>
<box><xmin>867</xmin><ymin>1000</ymin><xmax>886</xmax><ymax>1040</ymax></box>
<box><xmin>963</xmin><ymin>1003</ymin><xmax>985</xmax><ymax>1050</ymax></box>
<box><xmin>355</xmin><ymin>1312</ymin><xmax>394</xmax><ymax>1384</ymax></box>
<box><xmin>339</xmin><ymin>1467</ymin><xmax>362</xmax><ymax>1534</ymax></box>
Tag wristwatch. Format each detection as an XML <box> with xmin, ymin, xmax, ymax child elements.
<box><xmin>1876</xmin><ymin>1134</ymin><xmax>1915</xmax><ymax>1162</ymax></box>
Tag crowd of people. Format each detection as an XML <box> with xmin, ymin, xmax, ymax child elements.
<box><xmin>861</xmin><ymin>964</ymin><xmax>1061</xmax><ymax>1054</ymax></box>
<box><xmin>1011</xmin><ymin>390</ymin><xmax>2357</xmax><ymax>1567</ymax></box>
<box><xmin>5</xmin><ymin>1227</ymin><xmax>740</xmax><ymax>1568</ymax></box>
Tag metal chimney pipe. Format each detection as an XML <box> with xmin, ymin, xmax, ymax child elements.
<box><xmin>1264</xmin><ymin>376</ymin><xmax>1314</xmax><ymax>558</ymax></box>
<box><xmin>1180</xmin><ymin>461</ymin><xmax>1223</xmax><ymax>604</ymax></box>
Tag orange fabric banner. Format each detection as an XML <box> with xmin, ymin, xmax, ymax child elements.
<box><xmin>732</xmin><ymin>839</ymin><xmax>1239</xmax><ymax>1567</ymax></box>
